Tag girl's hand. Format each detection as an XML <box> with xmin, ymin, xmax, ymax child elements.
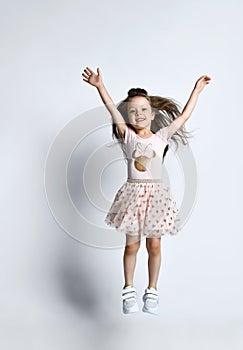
<box><xmin>82</xmin><ymin>66</ymin><xmax>103</xmax><ymax>88</ymax></box>
<box><xmin>194</xmin><ymin>75</ymin><xmax>211</xmax><ymax>93</ymax></box>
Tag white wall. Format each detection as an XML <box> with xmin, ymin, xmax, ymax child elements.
<box><xmin>1</xmin><ymin>0</ymin><xmax>243</xmax><ymax>349</ymax></box>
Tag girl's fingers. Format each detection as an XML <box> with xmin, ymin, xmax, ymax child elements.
<box><xmin>83</xmin><ymin>73</ymin><xmax>92</xmax><ymax>80</ymax></box>
<box><xmin>202</xmin><ymin>75</ymin><xmax>211</xmax><ymax>81</ymax></box>
<box><xmin>196</xmin><ymin>75</ymin><xmax>211</xmax><ymax>87</ymax></box>
<box><xmin>86</xmin><ymin>66</ymin><xmax>94</xmax><ymax>75</ymax></box>
<box><xmin>84</xmin><ymin>69</ymin><xmax>92</xmax><ymax>76</ymax></box>
<box><xmin>82</xmin><ymin>72</ymin><xmax>89</xmax><ymax>79</ymax></box>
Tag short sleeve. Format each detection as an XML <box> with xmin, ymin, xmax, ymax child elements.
<box><xmin>156</xmin><ymin>126</ymin><xmax>171</xmax><ymax>142</ymax></box>
<box><xmin>123</xmin><ymin>125</ymin><xmax>136</xmax><ymax>145</ymax></box>
<box><xmin>123</xmin><ymin>125</ymin><xmax>129</xmax><ymax>144</ymax></box>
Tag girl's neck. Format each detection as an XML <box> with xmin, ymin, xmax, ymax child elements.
<box><xmin>135</xmin><ymin>128</ymin><xmax>153</xmax><ymax>138</ymax></box>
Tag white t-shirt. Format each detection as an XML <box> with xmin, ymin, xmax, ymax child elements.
<box><xmin>123</xmin><ymin>125</ymin><xmax>171</xmax><ymax>180</ymax></box>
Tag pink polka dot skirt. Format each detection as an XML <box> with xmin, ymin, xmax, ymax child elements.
<box><xmin>105</xmin><ymin>179</ymin><xmax>181</xmax><ymax>238</ymax></box>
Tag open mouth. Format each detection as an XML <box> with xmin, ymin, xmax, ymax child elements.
<box><xmin>136</xmin><ymin>118</ymin><xmax>145</xmax><ymax>122</ymax></box>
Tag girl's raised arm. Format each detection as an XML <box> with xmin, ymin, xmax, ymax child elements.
<box><xmin>82</xmin><ymin>67</ymin><xmax>127</xmax><ymax>137</ymax></box>
<box><xmin>167</xmin><ymin>75</ymin><xmax>211</xmax><ymax>139</ymax></box>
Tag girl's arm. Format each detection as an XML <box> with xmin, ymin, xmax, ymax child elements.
<box><xmin>82</xmin><ymin>67</ymin><xmax>127</xmax><ymax>137</ymax></box>
<box><xmin>167</xmin><ymin>75</ymin><xmax>211</xmax><ymax>139</ymax></box>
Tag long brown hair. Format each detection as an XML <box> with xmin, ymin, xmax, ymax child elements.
<box><xmin>110</xmin><ymin>88</ymin><xmax>193</xmax><ymax>161</ymax></box>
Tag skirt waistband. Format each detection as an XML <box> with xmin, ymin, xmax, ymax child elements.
<box><xmin>127</xmin><ymin>178</ymin><xmax>163</xmax><ymax>183</ymax></box>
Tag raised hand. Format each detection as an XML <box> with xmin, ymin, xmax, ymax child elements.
<box><xmin>194</xmin><ymin>75</ymin><xmax>211</xmax><ymax>93</ymax></box>
<box><xmin>82</xmin><ymin>66</ymin><xmax>103</xmax><ymax>88</ymax></box>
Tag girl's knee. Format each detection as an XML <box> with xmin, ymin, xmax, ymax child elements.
<box><xmin>125</xmin><ymin>235</ymin><xmax>141</xmax><ymax>253</ymax></box>
<box><xmin>146</xmin><ymin>238</ymin><xmax>161</xmax><ymax>256</ymax></box>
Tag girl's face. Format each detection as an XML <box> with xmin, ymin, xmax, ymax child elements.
<box><xmin>127</xmin><ymin>96</ymin><xmax>155</xmax><ymax>130</ymax></box>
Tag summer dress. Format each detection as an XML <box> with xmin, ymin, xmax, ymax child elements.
<box><xmin>105</xmin><ymin>125</ymin><xmax>181</xmax><ymax>238</ymax></box>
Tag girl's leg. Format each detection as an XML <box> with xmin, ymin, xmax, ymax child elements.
<box><xmin>123</xmin><ymin>234</ymin><xmax>141</xmax><ymax>288</ymax></box>
<box><xmin>146</xmin><ymin>237</ymin><xmax>162</xmax><ymax>290</ymax></box>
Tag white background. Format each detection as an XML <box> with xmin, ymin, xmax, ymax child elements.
<box><xmin>1</xmin><ymin>0</ymin><xmax>243</xmax><ymax>349</ymax></box>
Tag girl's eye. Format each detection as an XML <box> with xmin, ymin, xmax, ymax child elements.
<box><xmin>129</xmin><ymin>110</ymin><xmax>135</xmax><ymax>113</ymax></box>
<box><xmin>142</xmin><ymin>108</ymin><xmax>147</xmax><ymax>111</ymax></box>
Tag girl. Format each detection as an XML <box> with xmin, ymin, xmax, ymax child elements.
<box><xmin>82</xmin><ymin>67</ymin><xmax>211</xmax><ymax>315</ymax></box>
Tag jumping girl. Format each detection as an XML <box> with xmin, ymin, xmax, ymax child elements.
<box><xmin>82</xmin><ymin>66</ymin><xmax>211</xmax><ymax>315</ymax></box>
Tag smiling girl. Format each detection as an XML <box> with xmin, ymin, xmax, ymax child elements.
<box><xmin>82</xmin><ymin>66</ymin><xmax>211</xmax><ymax>315</ymax></box>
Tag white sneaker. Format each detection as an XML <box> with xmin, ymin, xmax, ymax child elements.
<box><xmin>121</xmin><ymin>286</ymin><xmax>139</xmax><ymax>314</ymax></box>
<box><xmin>142</xmin><ymin>287</ymin><xmax>159</xmax><ymax>315</ymax></box>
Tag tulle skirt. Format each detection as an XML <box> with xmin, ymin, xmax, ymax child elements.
<box><xmin>105</xmin><ymin>179</ymin><xmax>181</xmax><ymax>238</ymax></box>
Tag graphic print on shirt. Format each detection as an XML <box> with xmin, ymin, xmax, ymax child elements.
<box><xmin>132</xmin><ymin>142</ymin><xmax>156</xmax><ymax>172</ymax></box>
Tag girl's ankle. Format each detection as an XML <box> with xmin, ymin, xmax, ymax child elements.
<box><xmin>147</xmin><ymin>286</ymin><xmax>157</xmax><ymax>290</ymax></box>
